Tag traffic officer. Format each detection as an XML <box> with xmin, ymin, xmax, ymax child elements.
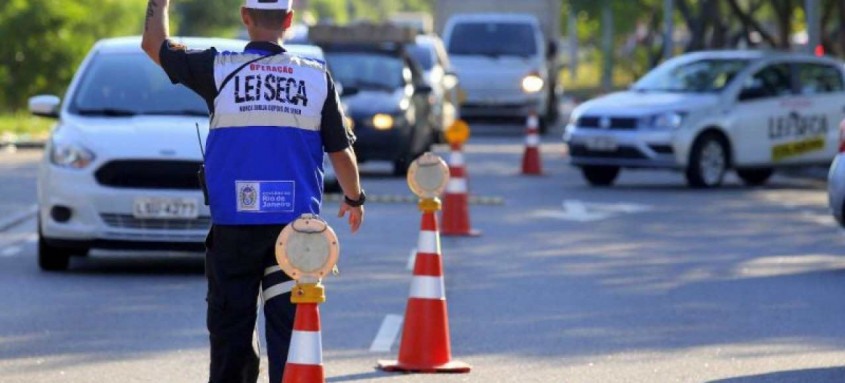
<box><xmin>141</xmin><ymin>1</ymin><xmax>365</xmax><ymax>382</ymax></box>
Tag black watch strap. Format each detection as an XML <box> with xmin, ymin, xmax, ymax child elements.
<box><xmin>344</xmin><ymin>190</ymin><xmax>366</xmax><ymax>207</ymax></box>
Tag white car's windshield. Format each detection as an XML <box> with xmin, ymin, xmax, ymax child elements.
<box><xmin>448</xmin><ymin>22</ymin><xmax>537</xmax><ymax>58</ymax></box>
<box><xmin>407</xmin><ymin>44</ymin><xmax>435</xmax><ymax>71</ymax></box>
<box><xmin>69</xmin><ymin>52</ymin><xmax>208</xmax><ymax>116</ymax></box>
<box><xmin>633</xmin><ymin>58</ymin><xmax>750</xmax><ymax>93</ymax></box>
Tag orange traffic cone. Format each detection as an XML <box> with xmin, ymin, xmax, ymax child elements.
<box><xmin>377</xmin><ymin>201</ymin><xmax>471</xmax><ymax>373</ymax></box>
<box><xmin>282</xmin><ymin>302</ymin><xmax>325</xmax><ymax>383</ymax></box>
<box><xmin>442</xmin><ymin>143</ymin><xmax>480</xmax><ymax>237</ymax></box>
<box><xmin>521</xmin><ymin>112</ymin><xmax>543</xmax><ymax>175</ymax></box>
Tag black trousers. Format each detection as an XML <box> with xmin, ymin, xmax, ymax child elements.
<box><xmin>205</xmin><ymin>224</ymin><xmax>296</xmax><ymax>383</ymax></box>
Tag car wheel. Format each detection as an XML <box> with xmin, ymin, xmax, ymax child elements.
<box><xmin>582</xmin><ymin>166</ymin><xmax>620</xmax><ymax>187</ymax></box>
<box><xmin>736</xmin><ymin>168</ymin><xmax>773</xmax><ymax>186</ymax></box>
<box><xmin>38</xmin><ymin>233</ymin><xmax>71</xmax><ymax>272</ymax></box>
<box><xmin>686</xmin><ymin>133</ymin><xmax>729</xmax><ymax>188</ymax></box>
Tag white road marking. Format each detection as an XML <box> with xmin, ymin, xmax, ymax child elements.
<box><xmin>406</xmin><ymin>248</ymin><xmax>417</xmax><ymax>271</ymax></box>
<box><xmin>0</xmin><ymin>205</ymin><xmax>37</xmax><ymax>232</ymax></box>
<box><xmin>533</xmin><ymin>200</ymin><xmax>654</xmax><ymax>222</ymax></box>
<box><xmin>369</xmin><ymin>314</ymin><xmax>403</xmax><ymax>352</ymax></box>
<box><xmin>1</xmin><ymin>246</ymin><xmax>21</xmax><ymax>257</ymax></box>
<box><xmin>25</xmin><ymin>233</ymin><xmax>38</xmax><ymax>243</ymax></box>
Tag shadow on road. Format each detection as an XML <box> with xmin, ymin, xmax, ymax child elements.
<box><xmin>708</xmin><ymin>367</ymin><xmax>845</xmax><ymax>383</ymax></box>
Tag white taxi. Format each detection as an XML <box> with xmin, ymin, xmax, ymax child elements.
<box><xmin>29</xmin><ymin>37</ymin><xmax>329</xmax><ymax>271</ymax></box>
<box><xmin>564</xmin><ymin>51</ymin><xmax>845</xmax><ymax>188</ymax></box>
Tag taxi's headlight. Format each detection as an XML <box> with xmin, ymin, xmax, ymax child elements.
<box><xmin>521</xmin><ymin>74</ymin><xmax>545</xmax><ymax>94</ymax></box>
<box><xmin>50</xmin><ymin>141</ymin><xmax>95</xmax><ymax>169</ymax></box>
<box><xmin>372</xmin><ymin>114</ymin><xmax>395</xmax><ymax>130</ymax></box>
<box><xmin>649</xmin><ymin>112</ymin><xmax>685</xmax><ymax>130</ymax></box>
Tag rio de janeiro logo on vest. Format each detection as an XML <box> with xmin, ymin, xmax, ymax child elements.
<box><xmin>240</xmin><ymin>184</ymin><xmax>258</xmax><ymax>208</ymax></box>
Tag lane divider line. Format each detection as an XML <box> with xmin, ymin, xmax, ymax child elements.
<box><xmin>406</xmin><ymin>248</ymin><xmax>416</xmax><ymax>271</ymax></box>
<box><xmin>369</xmin><ymin>314</ymin><xmax>403</xmax><ymax>353</ymax></box>
<box><xmin>1</xmin><ymin>246</ymin><xmax>22</xmax><ymax>257</ymax></box>
<box><xmin>0</xmin><ymin>205</ymin><xmax>37</xmax><ymax>233</ymax></box>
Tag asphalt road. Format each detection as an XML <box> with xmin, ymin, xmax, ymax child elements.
<box><xmin>2</xmin><ymin>124</ymin><xmax>845</xmax><ymax>383</ymax></box>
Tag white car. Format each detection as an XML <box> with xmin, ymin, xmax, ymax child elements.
<box><xmin>442</xmin><ymin>13</ymin><xmax>551</xmax><ymax>131</ymax></box>
<box><xmin>29</xmin><ymin>37</ymin><xmax>332</xmax><ymax>271</ymax></box>
<box><xmin>565</xmin><ymin>51</ymin><xmax>845</xmax><ymax>188</ymax></box>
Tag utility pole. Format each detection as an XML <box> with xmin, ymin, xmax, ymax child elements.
<box><xmin>805</xmin><ymin>0</ymin><xmax>821</xmax><ymax>54</ymax></box>
<box><xmin>663</xmin><ymin>0</ymin><xmax>674</xmax><ymax>60</ymax></box>
<box><xmin>601</xmin><ymin>0</ymin><xmax>614</xmax><ymax>92</ymax></box>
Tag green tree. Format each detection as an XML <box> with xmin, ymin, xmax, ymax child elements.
<box><xmin>176</xmin><ymin>0</ymin><xmax>242</xmax><ymax>36</ymax></box>
<box><xmin>0</xmin><ymin>0</ymin><xmax>145</xmax><ymax>111</ymax></box>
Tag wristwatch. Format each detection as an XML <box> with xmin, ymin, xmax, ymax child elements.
<box><xmin>344</xmin><ymin>190</ymin><xmax>366</xmax><ymax>207</ymax></box>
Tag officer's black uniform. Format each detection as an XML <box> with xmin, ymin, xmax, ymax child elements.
<box><xmin>158</xmin><ymin>40</ymin><xmax>353</xmax><ymax>383</ymax></box>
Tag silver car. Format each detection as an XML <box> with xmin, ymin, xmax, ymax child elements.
<box><xmin>827</xmin><ymin>118</ymin><xmax>845</xmax><ymax>227</ymax></box>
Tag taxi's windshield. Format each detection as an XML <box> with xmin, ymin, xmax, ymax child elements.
<box><xmin>633</xmin><ymin>58</ymin><xmax>750</xmax><ymax>93</ymax></box>
<box><xmin>325</xmin><ymin>52</ymin><xmax>405</xmax><ymax>91</ymax></box>
<box><xmin>69</xmin><ymin>52</ymin><xmax>208</xmax><ymax>116</ymax></box>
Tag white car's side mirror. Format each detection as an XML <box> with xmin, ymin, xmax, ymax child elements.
<box><xmin>29</xmin><ymin>95</ymin><xmax>61</xmax><ymax>118</ymax></box>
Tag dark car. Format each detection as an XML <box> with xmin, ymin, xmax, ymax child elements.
<box><xmin>311</xmin><ymin>25</ymin><xmax>437</xmax><ymax>176</ymax></box>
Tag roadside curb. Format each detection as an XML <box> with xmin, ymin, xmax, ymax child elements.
<box><xmin>0</xmin><ymin>205</ymin><xmax>37</xmax><ymax>233</ymax></box>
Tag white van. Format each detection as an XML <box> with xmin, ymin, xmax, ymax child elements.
<box><xmin>442</xmin><ymin>14</ymin><xmax>551</xmax><ymax>131</ymax></box>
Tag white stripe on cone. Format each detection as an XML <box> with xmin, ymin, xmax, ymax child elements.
<box><xmin>445</xmin><ymin>178</ymin><xmax>468</xmax><ymax>194</ymax></box>
<box><xmin>287</xmin><ymin>330</ymin><xmax>323</xmax><ymax>365</ymax></box>
<box><xmin>409</xmin><ymin>276</ymin><xmax>446</xmax><ymax>300</ymax></box>
<box><xmin>417</xmin><ymin>230</ymin><xmax>440</xmax><ymax>254</ymax></box>
<box><xmin>526</xmin><ymin>134</ymin><xmax>541</xmax><ymax>147</ymax></box>
<box><xmin>528</xmin><ymin>115</ymin><xmax>539</xmax><ymax>129</ymax></box>
<box><xmin>449</xmin><ymin>151</ymin><xmax>465</xmax><ymax>166</ymax></box>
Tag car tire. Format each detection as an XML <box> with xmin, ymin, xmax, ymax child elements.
<box><xmin>686</xmin><ymin>133</ymin><xmax>729</xmax><ymax>188</ymax></box>
<box><xmin>582</xmin><ymin>166</ymin><xmax>620</xmax><ymax>187</ymax></box>
<box><xmin>736</xmin><ymin>168</ymin><xmax>773</xmax><ymax>186</ymax></box>
<box><xmin>38</xmin><ymin>233</ymin><xmax>71</xmax><ymax>272</ymax></box>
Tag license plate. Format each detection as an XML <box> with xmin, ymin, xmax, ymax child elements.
<box><xmin>133</xmin><ymin>198</ymin><xmax>199</xmax><ymax>219</ymax></box>
<box><xmin>585</xmin><ymin>136</ymin><xmax>618</xmax><ymax>152</ymax></box>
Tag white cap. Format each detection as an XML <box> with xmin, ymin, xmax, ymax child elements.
<box><xmin>244</xmin><ymin>0</ymin><xmax>292</xmax><ymax>10</ymax></box>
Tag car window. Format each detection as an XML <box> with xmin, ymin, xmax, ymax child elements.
<box><xmin>70</xmin><ymin>52</ymin><xmax>208</xmax><ymax>116</ymax></box>
<box><xmin>738</xmin><ymin>63</ymin><xmax>793</xmax><ymax>101</ymax></box>
<box><xmin>797</xmin><ymin>63</ymin><xmax>844</xmax><ymax>95</ymax></box>
<box><xmin>447</xmin><ymin>22</ymin><xmax>537</xmax><ymax>58</ymax></box>
<box><xmin>633</xmin><ymin>58</ymin><xmax>749</xmax><ymax>93</ymax></box>
<box><xmin>406</xmin><ymin>44</ymin><xmax>435</xmax><ymax>71</ymax></box>
<box><xmin>325</xmin><ymin>52</ymin><xmax>405</xmax><ymax>91</ymax></box>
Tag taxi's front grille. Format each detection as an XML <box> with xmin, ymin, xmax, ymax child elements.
<box><xmin>95</xmin><ymin>160</ymin><xmax>202</xmax><ymax>190</ymax></box>
<box><xmin>100</xmin><ymin>214</ymin><xmax>211</xmax><ymax>231</ymax></box>
<box><xmin>577</xmin><ymin>116</ymin><xmax>639</xmax><ymax>130</ymax></box>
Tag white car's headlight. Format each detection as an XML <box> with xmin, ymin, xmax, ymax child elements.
<box><xmin>521</xmin><ymin>74</ymin><xmax>545</xmax><ymax>94</ymax></box>
<box><xmin>50</xmin><ymin>141</ymin><xmax>95</xmax><ymax>169</ymax></box>
<box><xmin>649</xmin><ymin>112</ymin><xmax>685</xmax><ymax>130</ymax></box>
